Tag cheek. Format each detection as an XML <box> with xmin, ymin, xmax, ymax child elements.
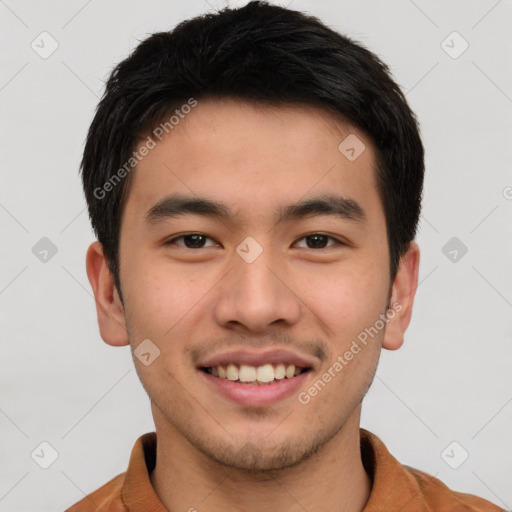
<box><xmin>122</xmin><ymin>254</ymin><xmax>223</xmax><ymax>345</ymax></box>
<box><xmin>121</xmin><ymin>256</ymin><xmax>186</xmax><ymax>339</ymax></box>
<box><xmin>294</xmin><ymin>260</ymin><xmax>388</xmax><ymax>338</ymax></box>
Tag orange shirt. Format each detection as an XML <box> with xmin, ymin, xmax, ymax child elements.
<box><xmin>66</xmin><ymin>429</ymin><xmax>504</xmax><ymax>511</ymax></box>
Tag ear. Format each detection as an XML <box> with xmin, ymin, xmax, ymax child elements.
<box><xmin>85</xmin><ymin>241</ymin><xmax>130</xmax><ymax>346</ymax></box>
<box><xmin>381</xmin><ymin>241</ymin><xmax>420</xmax><ymax>351</ymax></box>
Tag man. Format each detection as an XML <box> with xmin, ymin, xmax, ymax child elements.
<box><xmin>67</xmin><ymin>1</ymin><xmax>503</xmax><ymax>510</ymax></box>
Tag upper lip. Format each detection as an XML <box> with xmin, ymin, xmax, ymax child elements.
<box><xmin>196</xmin><ymin>348</ymin><xmax>319</xmax><ymax>371</ymax></box>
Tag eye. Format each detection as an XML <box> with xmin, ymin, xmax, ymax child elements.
<box><xmin>294</xmin><ymin>234</ymin><xmax>342</xmax><ymax>249</ymax></box>
<box><xmin>165</xmin><ymin>233</ymin><xmax>219</xmax><ymax>249</ymax></box>
<box><xmin>164</xmin><ymin>233</ymin><xmax>343</xmax><ymax>250</ymax></box>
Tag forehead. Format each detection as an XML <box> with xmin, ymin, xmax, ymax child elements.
<box><xmin>122</xmin><ymin>98</ymin><xmax>383</xmax><ymax>228</ymax></box>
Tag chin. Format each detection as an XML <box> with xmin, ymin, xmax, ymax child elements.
<box><xmin>197</xmin><ymin>433</ymin><xmax>327</xmax><ymax>474</ymax></box>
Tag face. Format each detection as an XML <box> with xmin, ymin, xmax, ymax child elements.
<box><xmin>91</xmin><ymin>98</ymin><xmax>417</xmax><ymax>471</ymax></box>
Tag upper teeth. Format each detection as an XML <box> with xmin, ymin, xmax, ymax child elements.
<box><xmin>208</xmin><ymin>363</ymin><xmax>303</xmax><ymax>384</ymax></box>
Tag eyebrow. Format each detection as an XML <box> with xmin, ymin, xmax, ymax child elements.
<box><xmin>144</xmin><ymin>193</ymin><xmax>366</xmax><ymax>226</ymax></box>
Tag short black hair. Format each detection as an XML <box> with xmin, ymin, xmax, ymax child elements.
<box><xmin>81</xmin><ymin>0</ymin><xmax>424</xmax><ymax>302</ymax></box>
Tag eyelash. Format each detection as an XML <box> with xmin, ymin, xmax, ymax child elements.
<box><xmin>164</xmin><ymin>233</ymin><xmax>344</xmax><ymax>249</ymax></box>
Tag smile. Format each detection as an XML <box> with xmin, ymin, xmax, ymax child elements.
<box><xmin>201</xmin><ymin>363</ymin><xmax>310</xmax><ymax>385</ymax></box>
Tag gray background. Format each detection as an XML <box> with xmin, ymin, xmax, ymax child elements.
<box><xmin>1</xmin><ymin>0</ymin><xmax>511</xmax><ymax>510</ymax></box>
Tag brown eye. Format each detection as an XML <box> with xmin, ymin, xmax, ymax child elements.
<box><xmin>166</xmin><ymin>234</ymin><xmax>218</xmax><ymax>248</ymax></box>
<box><xmin>295</xmin><ymin>234</ymin><xmax>340</xmax><ymax>249</ymax></box>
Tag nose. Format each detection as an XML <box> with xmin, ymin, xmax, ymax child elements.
<box><xmin>212</xmin><ymin>246</ymin><xmax>301</xmax><ymax>334</ymax></box>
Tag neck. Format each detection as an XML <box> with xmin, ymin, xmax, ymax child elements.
<box><xmin>150</xmin><ymin>406</ymin><xmax>372</xmax><ymax>512</ymax></box>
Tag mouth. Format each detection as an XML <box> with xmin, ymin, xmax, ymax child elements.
<box><xmin>197</xmin><ymin>356</ymin><xmax>315</xmax><ymax>407</ymax></box>
<box><xmin>200</xmin><ymin>363</ymin><xmax>311</xmax><ymax>385</ymax></box>
<box><xmin>195</xmin><ymin>348</ymin><xmax>318</xmax><ymax>406</ymax></box>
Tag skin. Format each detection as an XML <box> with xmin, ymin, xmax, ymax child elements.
<box><xmin>86</xmin><ymin>98</ymin><xmax>420</xmax><ymax>512</ymax></box>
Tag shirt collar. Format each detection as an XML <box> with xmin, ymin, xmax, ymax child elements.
<box><xmin>359</xmin><ymin>428</ymin><xmax>429</xmax><ymax>511</ymax></box>
<box><xmin>122</xmin><ymin>432</ymin><xmax>167</xmax><ymax>511</ymax></box>
<box><xmin>122</xmin><ymin>429</ymin><xmax>424</xmax><ymax>511</ymax></box>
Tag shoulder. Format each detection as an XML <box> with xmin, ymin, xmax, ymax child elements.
<box><xmin>64</xmin><ymin>432</ymin><xmax>157</xmax><ymax>511</ymax></box>
<box><xmin>403</xmin><ymin>464</ymin><xmax>505</xmax><ymax>511</ymax></box>
<box><xmin>360</xmin><ymin>429</ymin><xmax>504</xmax><ymax>511</ymax></box>
<box><xmin>65</xmin><ymin>472</ymin><xmax>126</xmax><ymax>512</ymax></box>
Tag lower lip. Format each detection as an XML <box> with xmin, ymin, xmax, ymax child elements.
<box><xmin>198</xmin><ymin>369</ymin><xmax>311</xmax><ymax>407</ymax></box>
